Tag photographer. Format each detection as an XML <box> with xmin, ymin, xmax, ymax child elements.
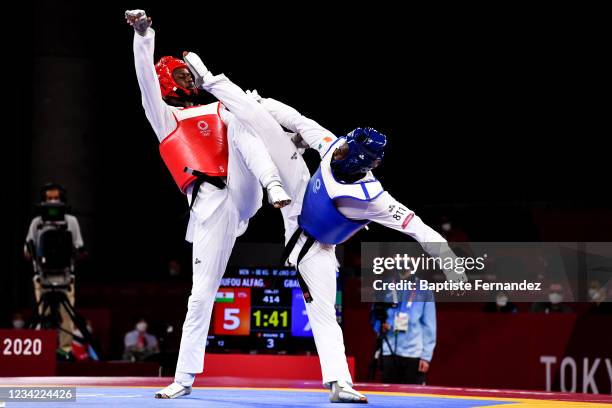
<box><xmin>24</xmin><ymin>182</ymin><xmax>84</xmax><ymax>355</ymax></box>
<box><xmin>371</xmin><ymin>272</ymin><xmax>436</xmax><ymax>385</ymax></box>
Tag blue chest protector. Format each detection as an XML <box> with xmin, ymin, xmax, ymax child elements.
<box><xmin>298</xmin><ymin>167</ymin><xmax>370</xmax><ymax>245</ymax></box>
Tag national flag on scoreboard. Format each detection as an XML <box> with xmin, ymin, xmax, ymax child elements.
<box><xmin>212</xmin><ymin>288</ymin><xmax>251</xmax><ymax>336</ymax></box>
<box><xmin>215</xmin><ymin>290</ymin><xmax>235</xmax><ymax>303</ymax></box>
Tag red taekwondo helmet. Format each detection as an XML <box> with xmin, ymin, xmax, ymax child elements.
<box><xmin>155</xmin><ymin>56</ymin><xmax>198</xmax><ymax>99</ymax></box>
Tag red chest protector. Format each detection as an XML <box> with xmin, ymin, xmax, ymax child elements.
<box><xmin>159</xmin><ymin>102</ymin><xmax>228</xmax><ymax>193</ymax></box>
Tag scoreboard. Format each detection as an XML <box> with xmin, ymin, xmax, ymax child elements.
<box><xmin>208</xmin><ymin>267</ymin><xmax>342</xmax><ymax>352</ymax></box>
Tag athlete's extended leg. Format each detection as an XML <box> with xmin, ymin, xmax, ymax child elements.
<box><xmin>223</xmin><ymin>87</ymin><xmax>310</xmax><ymax>239</ymax></box>
<box><xmin>214</xmin><ymin>85</ymin><xmax>311</xmax><ymax>240</ymax></box>
<box><xmin>184</xmin><ymin>53</ymin><xmax>308</xmax><ymax>209</ymax></box>
<box><xmin>225</xmin><ymin>119</ymin><xmax>290</xmax><ymax>222</ymax></box>
<box><xmin>229</xmin><ymin>96</ymin><xmax>310</xmax><ymax>239</ymax></box>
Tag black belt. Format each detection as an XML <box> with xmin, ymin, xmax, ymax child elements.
<box><xmin>185</xmin><ymin>167</ymin><xmax>226</xmax><ymax>210</ymax></box>
<box><xmin>281</xmin><ymin>226</ymin><xmax>316</xmax><ymax>303</ymax></box>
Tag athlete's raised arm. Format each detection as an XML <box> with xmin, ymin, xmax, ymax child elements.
<box><xmin>126</xmin><ymin>10</ymin><xmax>175</xmax><ymax>142</ymax></box>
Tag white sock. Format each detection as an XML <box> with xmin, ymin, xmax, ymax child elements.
<box><xmin>174</xmin><ymin>372</ymin><xmax>195</xmax><ymax>388</ymax></box>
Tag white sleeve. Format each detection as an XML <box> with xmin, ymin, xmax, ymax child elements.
<box><xmin>260</xmin><ymin>97</ymin><xmax>337</xmax><ymax>158</ymax></box>
<box><xmin>67</xmin><ymin>216</ymin><xmax>84</xmax><ymax>249</ymax></box>
<box><xmin>337</xmin><ymin>191</ymin><xmax>454</xmax><ymax>258</ymax></box>
<box><xmin>133</xmin><ymin>28</ymin><xmax>176</xmax><ymax>142</ymax></box>
<box><xmin>25</xmin><ymin>217</ymin><xmax>39</xmax><ymax>244</ymax></box>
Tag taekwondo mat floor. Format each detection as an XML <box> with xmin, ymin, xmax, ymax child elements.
<box><xmin>1</xmin><ymin>377</ymin><xmax>611</xmax><ymax>407</ymax></box>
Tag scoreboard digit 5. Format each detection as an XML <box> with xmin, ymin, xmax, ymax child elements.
<box><xmin>213</xmin><ymin>288</ymin><xmax>251</xmax><ymax>335</ymax></box>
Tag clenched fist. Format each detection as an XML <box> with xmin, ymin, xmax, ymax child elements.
<box><xmin>125</xmin><ymin>9</ymin><xmax>152</xmax><ymax>36</ymax></box>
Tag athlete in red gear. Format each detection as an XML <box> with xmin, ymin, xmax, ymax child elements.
<box><xmin>126</xmin><ymin>9</ymin><xmax>290</xmax><ymax>399</ymax></box>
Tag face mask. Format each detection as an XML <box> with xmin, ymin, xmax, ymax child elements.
<box><xmin>136</xmin><ymin>323</ymin><xmax>147</xmax><ymax>332</ymax></box>
<box><xmin>12</xmin><ymin>320</ymin><xmax>25</xmax><ymax>329</ymax></box>
<box><xmin>496</xmin><ymin>296</ymin><xmax>508</xmax><ymax>307</ymax></box>
<box><xmin>47</xmin><ymin>198</ymin><xmax>61</xmax><ymax>203</ymax></box>
<box><xmin>549</xmin><ymin>293</ymin><xmax>563</xmax><ymax>304</ymax></box>
<box><xmin>441</xmin><ymin>222</ymin><xmax>452</xmax><ymax>232</ymax></box>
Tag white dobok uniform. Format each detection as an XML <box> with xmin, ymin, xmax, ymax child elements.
<box><xmin>246</xmin><ymin>96</ymin><xmax>457</xmax><ymax>387</ymax></box>
<box><xmin>133</xmin><ymin>28</ymin><xmax>285</xmax><ymax>381</ymax></box>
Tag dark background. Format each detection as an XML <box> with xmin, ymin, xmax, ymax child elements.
<box><xmin>2</xmin><ymin>2</ymin><xmax>609</xmax><ymax>324</ymax></box>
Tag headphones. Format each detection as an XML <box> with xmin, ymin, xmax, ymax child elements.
<box><xmin>39</xmin><ymin>182</ymin><xmax>67</xmax><ymax>203</ymax></box>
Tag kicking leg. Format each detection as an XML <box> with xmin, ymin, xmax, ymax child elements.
<box><xmin>184</xmin><ymin>52</ymin><xmax>307</xmax><ymax>206</ymax></box>
<box><xmin>227</xmin><ymin>120</ymin><xmax>291</xmax><ymax>214</ymax></box>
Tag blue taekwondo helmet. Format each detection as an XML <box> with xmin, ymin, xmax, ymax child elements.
<box><xmin>331</xmin><ymin>127</ymin><xmax>387</xmax><ymax>175</ymax></box>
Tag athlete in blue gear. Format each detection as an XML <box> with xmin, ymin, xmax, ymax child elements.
<box><xmin>240</xmin><ymin>89</ymin><xmax>467</xmax><ymax>403</ymax></box>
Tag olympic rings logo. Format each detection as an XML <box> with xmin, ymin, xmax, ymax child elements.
<box><xmin>313</xmin><ymin>178</ymin><xmax>321</xmax><ymax>194</ymax></box>
<box><xmin>197</xmin><ymin>120</ymin><xmax>211</xmax><ymax>136</ymax></box>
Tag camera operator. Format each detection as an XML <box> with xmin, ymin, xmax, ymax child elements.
<box><xmin>24</xmin><ymin>182</ymin><xmax>84</xmax><ymax>355</ymax></box>
<box><xmin>371</xmin><ymin>270</ymin><xmax>437</xmax><ymax>385</ymax></box>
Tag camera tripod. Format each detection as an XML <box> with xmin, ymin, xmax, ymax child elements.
<box><xmin>28</xmin><ymin>286</ymin><xmax>95</xmax><ymax>354</ymax></box>
<box><xmin>367</xmin><ymin>322</ymin><xmax>401</xmax><ymax>380</ymax></box>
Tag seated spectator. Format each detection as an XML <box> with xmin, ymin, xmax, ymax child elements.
<box><xmin>123</xmin><ymin>318</ymin><xmax>159</xmax><ymax>361</ymax></box>
<box><xmin>11</xmin><ymin>313</ymin><xmax>25</xmax><ymax>329</ymax></box>
<box><xmin>530</xmin><ymin>283</ymin><xmax>573</xmax><ymax>314</ymax></box>
<box><xmin>483</xmin><ymin>292</ymin><xmax>518</xmax><ymax>313</ymax></box>
<box><xmin>587</xmin><ymin>280</ymin><xmax>612</xmax><ymax>315</ymax></box>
